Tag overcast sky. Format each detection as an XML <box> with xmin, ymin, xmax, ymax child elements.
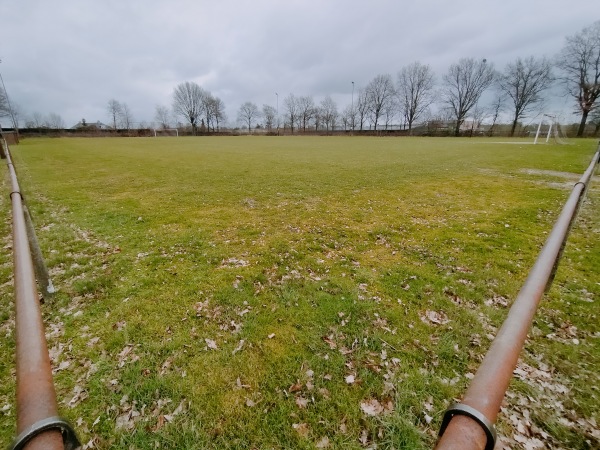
<box><xmin>0</xmin><ymin>0</ymin><xmax>596</xmax><ymax>128</ymax></box>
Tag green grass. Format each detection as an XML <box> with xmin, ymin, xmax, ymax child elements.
<box><xmin>1</xmin><ymin>136</ymin><xmax>598</xmax><ymax>449</ymax></box>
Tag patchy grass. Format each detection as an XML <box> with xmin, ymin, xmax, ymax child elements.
<box><xmin>1</xmin><ymin>136</ymin><xmax>598</xmax><ymax>449</ymax></box>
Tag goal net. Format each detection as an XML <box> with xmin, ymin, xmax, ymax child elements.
<box><xmin>153</xmin><ymin>128</ymin><xmax>179</xmax><ymax>137</ymax></box>
<box><xmin>533</xmin><ymin>115</ymin><xmax>570</xmax><ymax>145</ymax></box>
<box><xmin>553</xmin><ymin>122</ymin><xmax>571</xmax><ymax>145</ymax></box>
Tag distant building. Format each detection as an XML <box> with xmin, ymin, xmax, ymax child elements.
<box><xmin>70</xmin><ymin>119</ymin><xmax>111</xmax><ymax>130</ymax></box>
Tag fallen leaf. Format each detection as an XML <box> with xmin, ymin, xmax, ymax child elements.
<box><xmin>152</xmin><ymin>414</ymin><xmax>165</xmax><ymax>432</ymax></box>
<box><xmin>319</xmin><ymin>388</ymin><xmax>330</xmax><ymax>400</ymax></box>
<box><xmin>360</xmin><ymin>398</ymin><xmax>384</xmax><ymax>416</ymax></box>
<box><xmin>295</xmin><ymin>396</ymin><xmax>309</xmax><ymax>409</ymax></box>
<box><xmin>423</xmin><ymin>397</ymin><xmax>433</xmax><ymax>412</ymax></box>
<box><xmin>315</xmin><ymin>436</ymin><xmax>330</xmax><ymax>448</ymax></box>
<box><xmin>359</xmin><ymin>429</ymin><xmax>369</xmax><ymax>445</ymax></box>
<box><xmin>322</xmin><ymin>336</ymin><xmax>337</xmax><ymax>349</ymax></box>
<box><xmin>421</xmin><ymin>310</ymin><xmax>449</xmax><ymax>325</ymax></box>
<box><xmin>289</xmin><ymin>382</ymin><xmax>303</xmax><ymax>393</ymax></box>
<box><xmin>113</xmin><ymin>320</ymin><xmax>126</xmax><ymax>331</ymax></box>
<box><xmin>293</xmin><ymin>422</ymin><xmax>310</xmax><ymax>438</ymax></box>
<box><xmin>171</xmin><ymin>399</ymin><xmax>187</xmax><ymax>417</ymax></box>
<box><xmin>360</xmin><ymin>398</ymin><xmax>394</xmax><ymax>417</ymax></box>
<box><xmin>205</xmin><ymin>338</ymin><xmax>218</xmax><ymax>350</ymax></box>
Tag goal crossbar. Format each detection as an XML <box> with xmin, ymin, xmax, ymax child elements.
<box><xmin>153</xmin><ymin>128</ymin><xmax>179</xmax><ymax>137</ymax></box>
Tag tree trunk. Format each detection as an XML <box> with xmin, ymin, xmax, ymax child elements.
<box><xmin>454</xmin><ymin>122</ymin><xmax>461</xmax><ymax>137</ymax></box>
<box><xmin>510</xmin><ymin>118</ymin><xmax>518</xmax><ymax>137</ymax></box>
<box><xmin>577</xmin><ymin>110</ymin><xmax>589</xmax><ymax>137</ymax></box>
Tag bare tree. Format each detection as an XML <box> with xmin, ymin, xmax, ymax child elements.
<box><xmin>468</xmin><ymin>103</ymin><xmax>487</xmax><ymax>136</ymax></box>
<box><xmin>155</xmin><ymin>105</ymin><xmax>171</xmax><ymax>129</ymax></box>
<box><xmin>7</xmin><ymin>103</ymin><xmax>22</xmax><ymax>128</ymax></box>
<box><xmin>199</xmin><ymin>94</ymin><xmax>225</xmax><ymax>132</ymax></box>
<box><xmin>262</xmin><ymin>104</ymin><xmax>276</xmax><ymax>131</ymax></box>
<box><xmin>208</xmin><ymin>96</ymin><xmax>226</xmax><ymax>132</ymax></box>
<box><xmin>238</xmin><ymin>101</ymin><xmax>260</xmax><ymax>133</ymax></box>
<box><xmin>320</xmin><ymin>96</ymin><xmax>338</xmax><ymax>132</ymax></box>
<box><xmin>557</xmin><ymin>21</ymin><xmax>600</xmax><ymax>137</ymax></box>
<box><xmin>397</xmin><ymin>62</ymin><xmax>435</xmax><ymax>134</ymax></box>
<box><xmin>120</xmin><ymin>103</ymin><xmax>133</xmax><ymax>131</ymax></box>
<box><xmin>341</xmin><ymin>104</ymin><xmax>353</xmax><ymax>131</ymax></box>
<box><xmin>46</xmin><ymin>112</ymin><xmax>65</xmax><ymax>129</ymax></box>
<box><xmin>443</xmin><ymin>58</ymin><xmax>495</xmax><ymax>136</ymax></box>
<box><xmin>382</xmin><ymin>96</ymin><xmax>398</xmax><ymax>130</ymax></box>
<box><xmin>498</xmin><ymin>56</ymin><xmax>553</xmax><ymax>137</ymax></box>
<box><xmin>284</xmin><ymin>94</ymin><xmax>299</xmax><ymax>134</ymax></box>
<box><xmin>342</xmin><ymin>103</ymin><xmax>357</xmax><ymax>131</ymax></box>
<box><xmin>297</xmin><ymin>95</ymin><xmax>316</xmax><ymax>131</ymax></box>
<box><xmin>487</xmin><ymin>92</ymin><xmax>507</xmax><ymax>136</ymax></box>
<box><xmin>365</xmin><ymin>74</ymin><xmax>395</xmax><ymax>130</ymax></box>
<box><xmin>356</xmin><ymin>89</ymin><xmax>369</xmax><ymax>130</ymax></box>
<box><xmin>0</xmin><ymin>82</ymin><xmax>18</xmax><ymax>129</ymax></box>
<box><xmin>172</xmin><ymin>81</ymin><xmax>206</xmax><ymax>135</ymax></box>
<box><xmin>203</xmin><ymin>94</ymin><xmax>216</xmax><ymax>132</ymax></box>
<box><xmin>314</xmin><ymin>109</ymin><xmax>322</xmax><ymax>131</ymax></box>
<box><xmin>107</xmin><ymin>99</ymin><xmax>122</xmax><ymax>130</ymax></box>
<box><xmin>28</xmin><ymin>112</ymin><xmax>44</xmax><ymax>128</ymax></box>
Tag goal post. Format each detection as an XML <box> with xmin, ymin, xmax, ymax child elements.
<box><xmin>533</xmin><ymin>114</ymin><xmax>558</xmax><ymax>144</ymax></box>
<box><xmin>533</xmin><ymin>114</ymin><xmax>570</xmax><ymax>145</ymax></box>
<box><xmin>153</xmin><ymin>128</ymin><xmax>179</xmax><ymax>137</ymax></box>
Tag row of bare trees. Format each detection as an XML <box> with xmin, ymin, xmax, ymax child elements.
<box><xmin>274</xmin><ymin>57</ymin><xmax>547</xmax><ymax>137</ymax></box>
<box><xmin>22</xmin><ymin>112</ymin><xmax>65</xmax><ymax>129</ymax></box>
<box><xmin>235</xmin><ymin>21</ymin><xmax>599</xmax><ymax>137</ymax></box>
<box><xmin>230</xmin><ymin>57</ymin><xmax>552</xmax><ymax>137</ymax></box>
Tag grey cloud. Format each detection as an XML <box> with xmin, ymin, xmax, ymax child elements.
<box><xmin>0</xmin><ymin>0</ymin><xmax>595</xmax><ymax>127</ymax></box>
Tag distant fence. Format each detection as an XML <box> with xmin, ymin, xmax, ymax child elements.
<box><xmin>9</xmin><ymin>122</ymin><xmax>600</xmax><ymax>139</ymax></box>
<box><xmin>2</xmin><ymin>130</ymin><xmax>19</xmax><ymax>144</ymax></box>
<box><xmin>435</xmin><ymin>143</ymin><xmax>600</xmax><ymax>450</ymax></box>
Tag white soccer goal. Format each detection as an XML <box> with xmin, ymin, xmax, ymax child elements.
<box><xmin>153</xmin><ymin>128</ymin><xmax>179</xmax><ymax>137</ymax></box>
<box><xmin>533</xmin><ymin>114</ymin><xmax>570</xmax><ymax>144</ymax></box>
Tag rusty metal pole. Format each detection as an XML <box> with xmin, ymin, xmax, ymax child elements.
<box><xmin>23</xmin><ymin>204</ymin><xmax>55</xmax><ymax>300</ymax></box>
<box><xmin>5</xmin><ymin>146</ymin><xmax>64</xmax><ymax>450</ymax></box>
<box><xmin>2</xmin><ymin>140</ymin><xmax>55</xmax><ymax>299</ymax></box>
<box><xmin>436</xmin><ymin>146</ymin><xmax>600</xmax><ymax>450</ymax></box>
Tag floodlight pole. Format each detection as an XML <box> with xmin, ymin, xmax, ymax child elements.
<box><xmin>351</xmin><ymin>81</ymin><xmax>355</xmax><ymax>132</ymax></box>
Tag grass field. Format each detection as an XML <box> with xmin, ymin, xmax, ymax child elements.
<box><xmin>1</xmin><ymin>136</ymin><xmax>598</xmax><ymax>449</ymax></box>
